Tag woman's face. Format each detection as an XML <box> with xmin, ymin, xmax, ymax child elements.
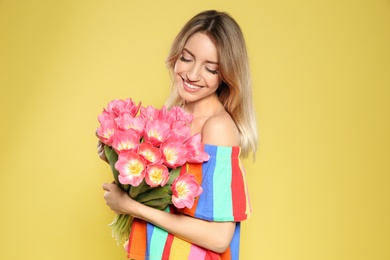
<box><xmin>174</xmin><ymin>32</ymin><xmax>221</xmax><ymax>105</ymax></box>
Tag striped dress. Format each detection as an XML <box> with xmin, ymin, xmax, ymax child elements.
<box><xmin>126</xmin><ymin>144</ymin><xmax>251</xmax><ymax>260</ymax></box>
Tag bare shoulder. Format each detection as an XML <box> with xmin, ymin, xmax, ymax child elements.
<box><xmin>201</xmin><ymin>111</ymin><xmax>240</xmax><ymax>147</ymax></box>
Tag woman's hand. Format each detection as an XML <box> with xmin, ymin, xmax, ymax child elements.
<box><xmin>97</xmin><ymin>140</ymin><xmax>108</xmax><ymax>163</ymax></box>
<box><xmin>102</xmin><ymin>182</ymin><xmax>134</xmax><ymax>215</ymax></box>
<box><xmin>96</xmin><ymin>130</ymin><xmax>108</xmax><ymax>163</ymax></box>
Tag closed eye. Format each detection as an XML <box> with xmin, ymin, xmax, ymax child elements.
<box><xmin>179</xmin><ymin>56</ymin><xmax>192</xmax><ymax>63</ymax></box>
<box><xmin>205</xmin><ymin>67</ymin><xmax>218</xmax><ymax>75</ymax></box>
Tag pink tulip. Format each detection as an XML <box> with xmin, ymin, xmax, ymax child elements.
<box><xmin>160</xmin><ymin>141</ymin><xmax>188</xmax><ymax>168</ymax></box>
<box><xmin>123</xmin><ymin>98</ymin><xmax>142</xmax><ymax>117</ymax></box>
<box><xmin>169</xmin><ymin>121</ymin><xmax>191</xmax><ymax>142</ymax></box>
<box><xmin>184</xmin><ymin>134</ymin><xmax>210</xmax><ymax>163</ymax></box>
<box><xmin>158</xmin><ymin>106</ymin><xmax>193</xmax><ymax>125</ymax></box>
<box><xmin>98</xmin><ymin>110</ymin><xmax>113</xmax><ymax>124</ymax></box>
<box><xmin>97</xmin><ymin>98</ymin><xmax>142</xmax><ymax>146</ymax></box>
<box><xmin>112</xmin><ymin>129</ymin><xmax>141</xmax><ymax>153</ymax></box>
<box><xmin>115</xmin><ymin>151</ymin><xmax>146</xmax><ymax>186</ymax></box>
<box><xmin>158</xmin><ymin>106</ymin><xmax>176</xmax><ymax>124</ymax></box>
<box><xmin>96</xmin><ymin>119</ymin><xmax>117</xmax><ymax>146</ymax></box>
<box><xmin>144</xmin><ymin>120</ymin><xmax>171</xmax><ymax>146</ymax></box>
<box><xmin>137</xmin><ymin>142</ymin><xmax>162</xmax><ymax>164</ymax></box>
<box><xmin>106</xmin><ymin>98</ymin><xmax>141</xmax><ymax>118</ymax></box>
<box><xmin>169</xmin><ymin>106</ymin><xmax>193</xmax><ymax>124</ymax></box>
<box><xmin>171</xmin><ymin>173</ymin><xmax>203</xmax><ymax>209</ymax></box>
<box><xmin>145</xmin><ymin>164</ymin><xmax>169</xmax><ymax>187</ymax></box>
<box><xmin>105</xmin><ymin>99</ymin><xmax>126</xmax><ymax>119</ymax></box>
<box><xmin>129</xmin><ymin>116</ymin><xmax>145</xmax><ymax>135</ymax></box>
<box><xmin>115</xmin><ymin>113</ymin><xmax>145</xmax><ymax>135</ymax></box>
<box><xmin>140</xmin><ymin>106</ymin><xmax>160</xmax><ymax>121</ymax></box>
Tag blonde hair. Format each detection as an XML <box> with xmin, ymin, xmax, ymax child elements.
<box><xmin>165</xmin><ymin>10</ymin><xmax>258</xmax><ymax>158</ymax></box>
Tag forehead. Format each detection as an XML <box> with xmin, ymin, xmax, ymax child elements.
<box><xmin>184</xmin><ymin>32</ymin><xmax>219</xmax><ymax>62</ymax></box>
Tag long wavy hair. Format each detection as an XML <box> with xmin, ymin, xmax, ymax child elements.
<box><xmin>165</xmin><ymin>10</ymin><xmax>258</xmax><ymax>158</ymax></box>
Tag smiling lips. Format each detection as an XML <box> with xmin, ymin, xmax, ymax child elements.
<box><xmin>182</xmin><ymin>78</ymin><xmax>203</xmax><ymax>93</ymax></box>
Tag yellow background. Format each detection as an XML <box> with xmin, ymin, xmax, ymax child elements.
<box><xmin>1</xmin><ymin>0</ymin><xmax>389</xmax><ymax>259</ymax></box>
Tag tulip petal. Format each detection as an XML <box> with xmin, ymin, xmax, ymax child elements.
<box><xmin>185</xmin><ymin>134</ymin><xmax>210</xmax><ymax>163</ymax></box>
<box><xmin>161</xmin><ymin>141</ymin><xmax>188</xmax><ymax>168</ymax></box>
<box><xmin>141</xmin><ymin>106</ymin><xmax>160</xmax><ymax>121</ymax></box>
<box><xmin>115</xmin><ymin>151</ymin><xmax>146</xmax><ymax>186</ymax></box>
<box><xmin>97</xmin><ymin>119</ymin><xmax>117</xmax><ymax>146</ymax></box>
<box><xmin>112</xmin><ymin>129</ymin><xmax>141</xmax><ymax>153</ymax></box>
<box><xmin>137</xmin><ymin>142</ymin><xmax>162</xmax><ymax>164</ymax></box>
<box><xmin>144</xmin><ymin>120</ymin><xmax>171</xmax><ymax>146</ymax></box>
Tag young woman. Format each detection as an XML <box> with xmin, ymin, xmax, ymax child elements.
<box><xmin>99</xmin><ymin>10</ymin><xmax>258</xmax><ymax>259</ymax></box>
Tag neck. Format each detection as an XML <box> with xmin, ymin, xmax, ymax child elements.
<box><xmin>183</xmin><ymin>95</ymin><xmax>223</xmax><ymax>118</ymax></box>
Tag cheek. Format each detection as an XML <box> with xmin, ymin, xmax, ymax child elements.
<box><xmin>174</xmin><ymin>61</ymin><xmax>185</xmax><ymax>76</ymax></box>
<box><xmin>173</xmin><ymin>63</ymin><xmax>183</xmax><ymax>87</ymax></box>
<box><xmin>206</xmin><ymin>75</ymin><xmax>221</xmax><ymax>89</ymax></box>
<box><xmin>173</xmin><ymin>62</ymin><xmax>178</xmax><ymax>75</ymax></box>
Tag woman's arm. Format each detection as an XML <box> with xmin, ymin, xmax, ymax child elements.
<box><xmin>102</xmin><ymin>183</ymin><xmax>235</xmax><ymax>253</ymax></box>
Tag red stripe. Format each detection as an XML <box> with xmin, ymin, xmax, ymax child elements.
<box><xmin>161</xmin><ymin>233</ymin><xmax>174</xmax><ymax>259</ymax></box>
<box><xmin>231</xmin><ymin>147</ymin><xmax>246</xmax><ymax>220</ymax></box>
<box><xmin>205</xmin><ymin>250</ymin><xmax>224</xmax><ymax>260</ymax></box>
<box><xmin>161</xmin><ymin>207</ymin><xmax>176</xmax><ymax>259</ymax></box>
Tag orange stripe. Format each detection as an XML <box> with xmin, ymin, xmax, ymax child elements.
<box><xmin>220</xmin><ymin>247</ymin><xmax>231</xmax><ymax>259</ymax></box>
<box><xmin>127</xmin><ymin>219</ymin><xmax>147</xmax><ymax>258</ymax></box>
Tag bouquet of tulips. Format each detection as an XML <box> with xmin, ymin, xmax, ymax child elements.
<box><xmin>97</xmin><ymin>98</ymin><xmax>209</xmax><ymax>244</ymax></box>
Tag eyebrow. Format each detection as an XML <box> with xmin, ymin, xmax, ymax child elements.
<box><xmin>183</xmin><ymin>48</ymin><xmax>219</xmax><ymax>65</ymax></box>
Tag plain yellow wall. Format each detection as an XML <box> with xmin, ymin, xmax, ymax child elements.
<box><xmin>1</xmin><ymin>1</ymin><xmax>389</xmax><ymax>259</ymax></box>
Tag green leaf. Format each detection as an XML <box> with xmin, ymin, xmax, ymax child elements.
<box><xmin>165</xmin><ymin>167</ymin><xmax>181</xmax><ymax>186</ymax></box>
<box><xmin>134</xmin><ymin>187</ymin><xmax>170</xmax><ymax>203</ymax></box>
<box><xmin>129</xmin><ymin>179</ymin><xmax>152</xmax><ymax>198</ymax></box>
<box><xmin>104</xmin><ymin>146</ymin><xmax>128</xmax><ymax>191</ymax></box>
<box><xmin>143</xmin><ymin>196</ymin><xmax>171</xmax><ymax>208</ymax></box>
<box><xmin>104</xmin><ymin>146</ymin><xmax>118</xmax><ymax>182</ymax></box>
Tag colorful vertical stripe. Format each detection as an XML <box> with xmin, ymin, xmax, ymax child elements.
<box><xmin>179</xmin><ymin>144</ymin><xmax>251</xmax><ymax>221</ymax></box>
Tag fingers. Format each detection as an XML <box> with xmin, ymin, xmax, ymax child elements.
<box><xmin>102</xmin><ymin>183</ymin><xmax>111</xmax><ymax>191</ymax></box>
<box><xmin>97</xmin><ymin>140</ymin><xmax>109</xmax><ymax>163</ymax></box>
<box><xmin>102</xmin><ymin>182</ymin><xmax>117</xmax><ymax>191</ymax></box>
<box><xmin>97</xmin><ymin>140</ymin><xmax>104</xmax><ymax>150</ymax></box>
<box><xmin>98</xmin><ymin>147</ymin><xmax>105</xmax><ymax>157</ymax></box>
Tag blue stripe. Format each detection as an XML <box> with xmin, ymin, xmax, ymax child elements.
<box><xmin>146</xmin><ymin>222</ymin><xmax>154</xmax><ymax>257</ymax></box>
<box><xmin>194</xmin><ymin>145</ymin><xmax>217</xmax><ymax>220</ymax></box>
<box><xmin>230</xmin><ymin>222</ymin><xmax>241</xmax><ymax>260</ymax></box>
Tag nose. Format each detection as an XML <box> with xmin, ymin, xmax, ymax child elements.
<box><xmin>186</xmin><ymin>64</ymin><xmax>201</xmax><ymax>82</ymax></box>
